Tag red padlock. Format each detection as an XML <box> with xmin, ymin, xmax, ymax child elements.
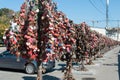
<box><xmin>20</xmin><ymin>13</ymin><xmax>25</xmax><ymax>19</ymax></box>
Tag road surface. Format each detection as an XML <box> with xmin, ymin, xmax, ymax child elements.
<box><xmin>0</xmin><ymin>46</ymin><xmax>120</xmax><ymax>80</ymax></box>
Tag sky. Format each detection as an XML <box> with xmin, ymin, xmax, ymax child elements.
<box><xmin>0</xmin><ymin>0</ymin><xmax>120</xmax><ymax>28</ymax></box>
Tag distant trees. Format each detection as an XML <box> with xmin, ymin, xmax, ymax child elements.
<box><xmin>0</xmin><ymin>8</ymin><xmax>15</xmax><ymax>39</ymax></box>
<box><xmin>0</xmin><ymin>8</ymin><xmax>14</xmax><ymax>17</ymax></box>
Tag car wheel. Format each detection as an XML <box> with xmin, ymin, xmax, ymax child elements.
<box><xmin>25</xmin><ymin>63</ymin><xmax>35</xmax><ymax>74</ymax></box>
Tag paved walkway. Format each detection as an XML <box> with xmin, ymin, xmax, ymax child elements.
<box><xmin>0</xmin><ymin>47</ymin><xmax>6</xmax><ymax>53</ymax></box>
<box><xmin>71</xmin><ymin>46</ymin><xmax>120</xmax><ymax>80</ymax></box>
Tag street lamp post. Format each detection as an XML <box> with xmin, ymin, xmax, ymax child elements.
<box><xmin>106</xmin><ymin>0</ymin><xmax>109</xmax><ymax>28</ymax></box>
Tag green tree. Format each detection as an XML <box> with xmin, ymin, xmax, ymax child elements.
<box><xmin>0</xmin><ymin>8</ymin><xmax>15</xmax><ymax>39</ymax></box>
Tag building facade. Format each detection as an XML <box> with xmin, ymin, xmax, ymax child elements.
<box><xmin>91</xmin><ymin>27</ymin><xmax>120</xmax><ymax>41</ymax></box>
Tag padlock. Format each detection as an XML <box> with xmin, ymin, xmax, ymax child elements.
<box><xmin>20</xmin><ymin>13</ymin><xmax>26</xmax><ymax>19</ymax></box>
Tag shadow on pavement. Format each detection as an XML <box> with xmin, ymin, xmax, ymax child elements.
<box><xmin>23</xmin><ymin>75</ymin><xmax>60</xmax><ymax>80</ymax></box>
<box><xmin>0</xmin><ymin>68</ymin><xmax>24</xmax><ymax>73</ymax></box>
<box><xmin>43</xmin><ymin>75</ymin><xmax>60</xmax><ymax>80</ymax></box>
<box><xmin>82</xmin><ymin>77</ymin><xmax>96</xmax><ymax>80</ymax></box>
<box><xmin>22</xmin><ymin>76</ymin><xmax>36</xmax><ymax>80</ymax></box>
<box><xmin>58</xmin><ymin>63</ymin><xmax>78</xmax><ymax>67</ymax></box>
<box><xmin>103</xmin><ymin>63</ymin><xmax>118</xmax><ymax>66</ymax></box>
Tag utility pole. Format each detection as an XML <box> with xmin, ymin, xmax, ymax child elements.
<box><xmin>106</xmin><ymin>0</ymin><xmax>109</xmax><ymax>28</ymax></box>
<box><xmin>92</xmin><ymin>20</ymin><xmax>95</xmax><ymax>28</ymax></box>
<box><xmin>117</xmin><ymin>20</ymin><xmax>120</xmax><ymax>41</ymax></box>
<box><xmin>106</xmin><ymin>0</ymin><xmax>109</xmax><ymax>37</ymax></box>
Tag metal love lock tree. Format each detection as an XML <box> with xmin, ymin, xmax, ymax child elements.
<box><xmin>3</xmin><ymin>0</ymin><xmax>76</xmax><ymax>80</ymax></box>
<box><xmin>75</xmin><ymin>22</ymin><xmax>120</xmax><ymax>71</ymax></box>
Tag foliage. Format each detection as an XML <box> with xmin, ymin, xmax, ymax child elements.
<box><xmin>0</xmin><ymin>8</ymin><xmax>14</xmax><ymax>17</ymax></box>
<box><xmin>0</xmin><ymin>8</ymin><xmax>15</xmax><ymax>39</ymax></box>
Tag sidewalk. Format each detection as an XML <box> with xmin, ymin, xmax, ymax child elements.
<box><xmin>0</xmin><ymin>47</ymin><xmax>6</xmax><ymax>53</ymax></box>
<box><xmin>72</xmin><ymin>46</ymin><xmax>120</xmax><ymax>80</ymax></box>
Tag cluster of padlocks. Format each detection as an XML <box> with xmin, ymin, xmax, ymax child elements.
<box><xmin>75</xmin><ymin>22</ymin><xmax>119</xmax><ymax>65</ymax></box>
<box><xmin>3</xmin><ymin>0</ymin><xmax>119</xmax><ymax>63</ymax></box>
<box><xmin>3</xmin><ymin>0</ymin><xmax>39</xmax><ymax>59</ymax></box>
<box><xmin>38</xmin><ymin>0</ymin><xmax>76</xmax><ymax>61</ymax></box>
<box><xmin>75</xmin><ymin>22</ymin><xmax>98</xmax><ymax>65</ymax></box>
<box><xmin>3</xmin><ymin>0</ymin><xmax>76</xmax><ymax>61</ymax></box>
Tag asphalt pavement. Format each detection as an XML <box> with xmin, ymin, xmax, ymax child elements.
<box><xmin>0</xmin><ymin>46</ymin><xmax>120</xmax><ymax>80</ymax></box>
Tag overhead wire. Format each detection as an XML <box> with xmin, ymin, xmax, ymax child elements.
<box><xmin>89</xmin><ymin>0</ymin><xmax>105</xmax><ymax>15</ymax></box>
<box><xmin>93</xmin><ymin>0</ymin><xmax>106</xmax><ymax>13</ymax></box>
<box><xmin>100</xmin><ymin>0</ymin><xmax>105</xmax><ymax>7</ymax></box>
